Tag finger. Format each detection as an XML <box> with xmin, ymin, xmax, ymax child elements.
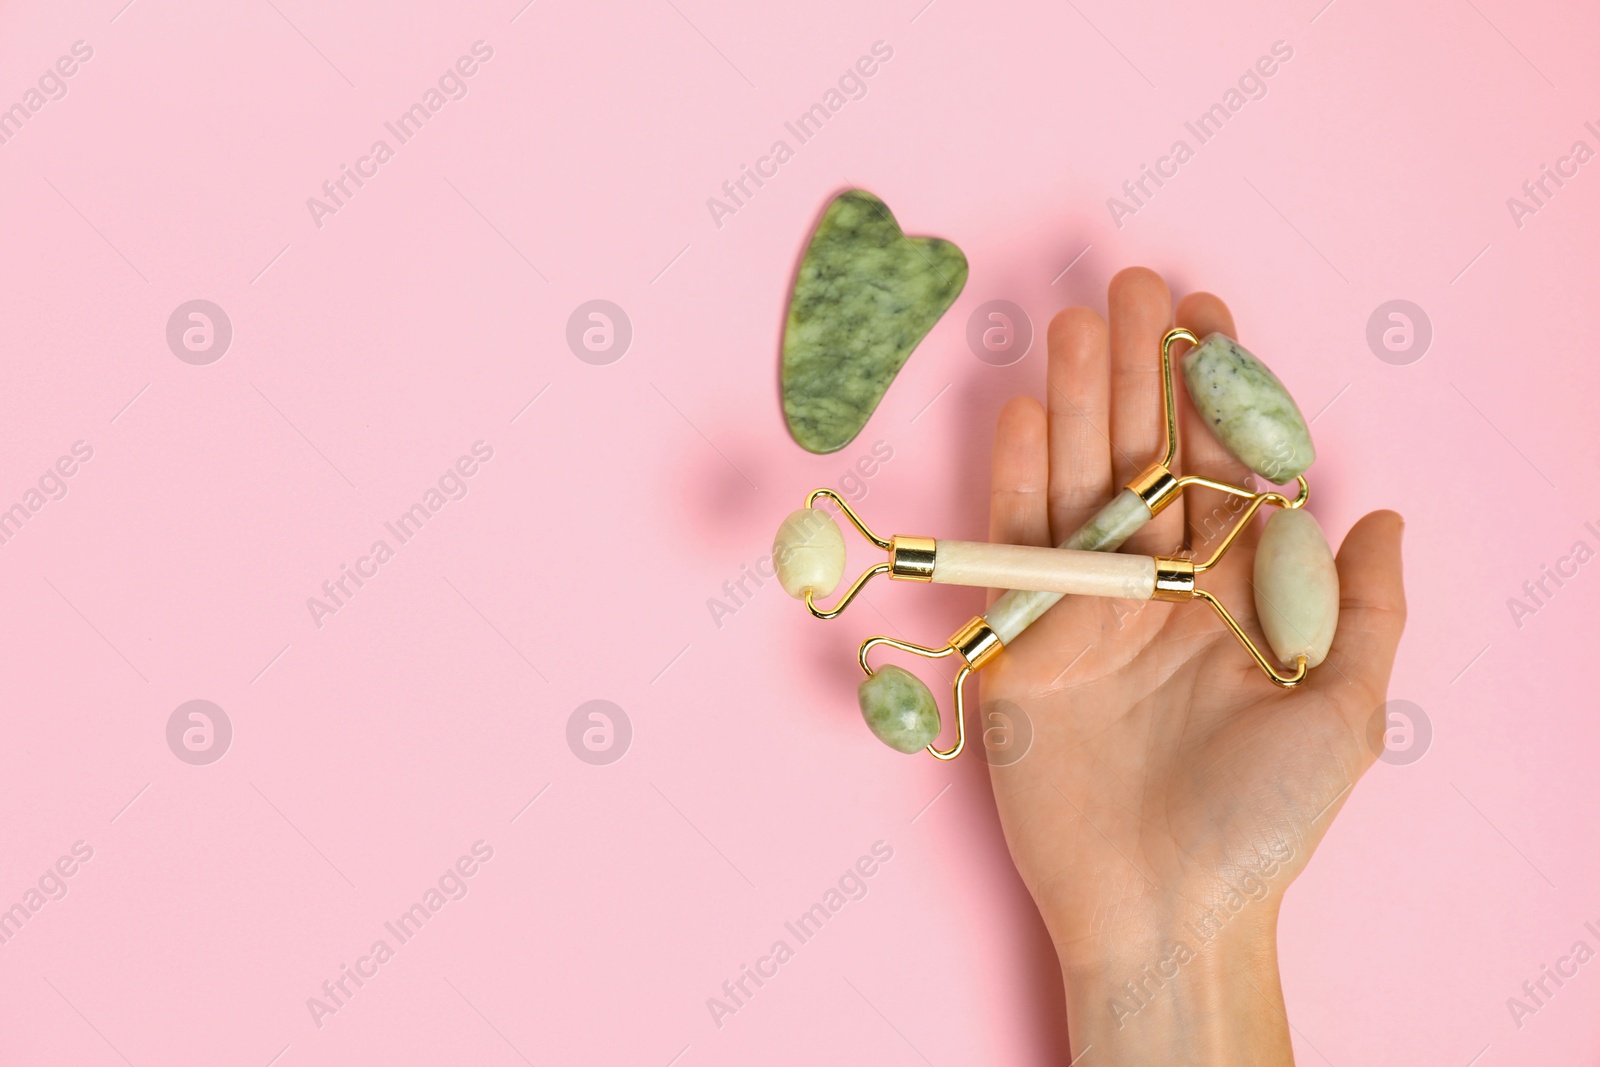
<box><xmin>1106</xmin><ymin>267</ymin><xmax>1180</xmax><ymax>556</ymax></box>
<box><xmin>990</xmin><ymin>395</ymin><xmax>1052</xmax><ymax>549</ymax></box>
<box><xmin>1045</xmin><ymin>306</ymin><xmax>1113</xmax><ymax>545</ymax></box>
<box><xmin>1174</xmin><ymin>292</ymin><xmax>1254</xmax><ymax>552</ymax></box>
<box><xmin>1309</xmin><ymin>510</ymin><xmax>1407</xmax><ymax>724</ymax></box>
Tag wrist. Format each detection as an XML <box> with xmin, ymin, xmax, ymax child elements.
<box><xmin>1057</xmin><ymin>904</ymin><xmax>1292</xmax><ymax>1065</ymax></box>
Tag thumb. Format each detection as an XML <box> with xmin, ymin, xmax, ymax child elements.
<box><xmin>1310</xmin><ymin>510</ymin><xmax>1407</xmax><ymax>719</ymax></box>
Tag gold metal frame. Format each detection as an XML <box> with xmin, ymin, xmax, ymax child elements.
<box><xmin>1148</xmin><ymin>483</ymin><xmax>1312</xmax><ymax>688</ymax></box>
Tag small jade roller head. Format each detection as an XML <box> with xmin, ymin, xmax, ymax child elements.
<box><xmin>1180</xmin><ymin>333</ymin><xmax>1316</xmax><ymax>483</ymax></box>
<box><xmin>856</xmin><ymin>664</ymin><xmax>941</xmax><ymax>754</ymax></box>
<box><xmin>772</xmin><ymin>507</ymin><xmax>847</xmax><ymax>599</ymax></box>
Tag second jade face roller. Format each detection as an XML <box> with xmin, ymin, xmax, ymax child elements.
<box><xmin>774</xmin><ymin>328</ymin><xmax>1328</xmax><ymax>758</ymax></box>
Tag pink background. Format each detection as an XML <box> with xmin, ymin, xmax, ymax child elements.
<box><xmin>1</xmin><ymin>0</ymin><xmax>1597</xmax><ymax>1063</ymax></box>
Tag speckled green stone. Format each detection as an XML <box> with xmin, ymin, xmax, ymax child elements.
<box><xmin>858</xmin><ymin>664</ymin><xmax>941</xmax><ymax>754</ymax></box>
<box><xmin>1181</xmin><ymin>333</ymin><xmax>1316</xmax><ymax>482</ymax></box>
<box><xmin>782</xmin><ymin>190</ymin><xmax>968</xmax><ymax>454</ymax></box>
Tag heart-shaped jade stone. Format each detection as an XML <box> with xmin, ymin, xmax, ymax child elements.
<box><xmin>782</xmin><ymin>190</ymin><xmax>968</xmax><ymax>454</ymax></box>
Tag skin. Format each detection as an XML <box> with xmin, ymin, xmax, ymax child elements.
<box><xmin>982</xmin><ymin>268</ymin><xmax>1406</xmax><ymax>1064</ymax></box>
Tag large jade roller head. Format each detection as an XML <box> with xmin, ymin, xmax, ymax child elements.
<box><xmin>1180</xmin><ymin>332</ymin><xmax>1316</xmax><ymax>484</ymax></box>
<box><xmin>1253</xmin><ymin>507</ymin><xmax>1339</xmax><ymax>668</ymax></box>
<box><xmin>1116</xmin><ymin>327</ymin><xmax>1316</xmax><ymax>525</ymax></box>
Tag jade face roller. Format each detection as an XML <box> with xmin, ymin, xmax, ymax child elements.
<box><xmin>778</xmin><ymin>480</ymin><xmax>1335</xmax><ymax>753</ymax></box>
<box><xmin>774</xmin><ymin>328</ymin><xmax>1323</xmax><ymax>757</ymax></box>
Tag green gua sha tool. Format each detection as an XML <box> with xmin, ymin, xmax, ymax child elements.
<box><xmin>781</xmin><ymin>190</ymin><xmax>968</xmax><ymax>454</ymax></box>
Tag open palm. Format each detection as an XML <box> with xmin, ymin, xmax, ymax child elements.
<box><xmin>980</xmin><ymin>268</ymin><xmax>1406</xmax><ymax>969</ymax></box>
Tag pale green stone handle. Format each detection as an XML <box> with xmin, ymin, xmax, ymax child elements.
<box><xmin>984</xmin><ymin>488</ymin><xmax>1151</xmax><ymax>643</ymax></box>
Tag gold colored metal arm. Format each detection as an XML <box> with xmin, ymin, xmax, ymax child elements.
<box><xmin>1157</xmin><ymin>327</ymin><xmax>1197</xmax><ymax>470</ymax></box>
<box><xmin>1173</xmin><ymin>472</ymin><xmax>1257</xmax><ymax>500</ymax></box>
<box><xmin>1145</xmin><ymin>475</ymin><xmax>1314</xmax><ymax>689</ymax></box>
<box><xmin>928</xmin><ymin>666</ymin><xmax>975</xmax><ymax>761</ymax></box>
<box><xmin>1193</xmin><ymin>476</ymin><xmax>1310</xmax><ymax>573</ymax></box>
<box><xmin>806</xmin><ymin>488</ymin><xmax>890</xmax><ymax>549</ymax></box>
<box><xmin>1193</xmin><ymin>588</ymin><xmax>1310</xmax><ymax>688</ymax></box>
<box><xmin>1174</xmin><ymin>469</ymin><xmax>1311</xmax><ymax>508</ymax></box>
<box><xmin>804</xmin><ymin>564</ymin><xmax>889</xmax><ymax>620</ymax></box>
<box><xmin>1124</xmin><ymin>326</ymin><xmax>1198</xmax><ymax>515</ymax></box>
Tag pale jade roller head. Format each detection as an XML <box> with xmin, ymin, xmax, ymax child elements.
<box><xmin>772</xmin><ymin>507</ymin><xmax>847</xmax><ymax>601</ymax></box>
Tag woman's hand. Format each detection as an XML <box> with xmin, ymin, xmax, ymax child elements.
<box><xmin>982</xmin><ymin>267</ymin><xmax>1406</xmax><ymax>1063</ymax></box>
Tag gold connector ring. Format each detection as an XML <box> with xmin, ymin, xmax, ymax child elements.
<box><xmin>889</xmin><ymin>535</ymin><xmax>937</xmax><ymax>581</ymax></box>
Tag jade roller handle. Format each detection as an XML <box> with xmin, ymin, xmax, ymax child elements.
<box><xmin>982</xmin><ymin>487</ymin><xmax>1150</xmax><ymax>642</ymax></box>
<box><xmin>925</xmin><ymin>539</ymin><xmax>1159</xmax><ymax>600</ymax></box>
